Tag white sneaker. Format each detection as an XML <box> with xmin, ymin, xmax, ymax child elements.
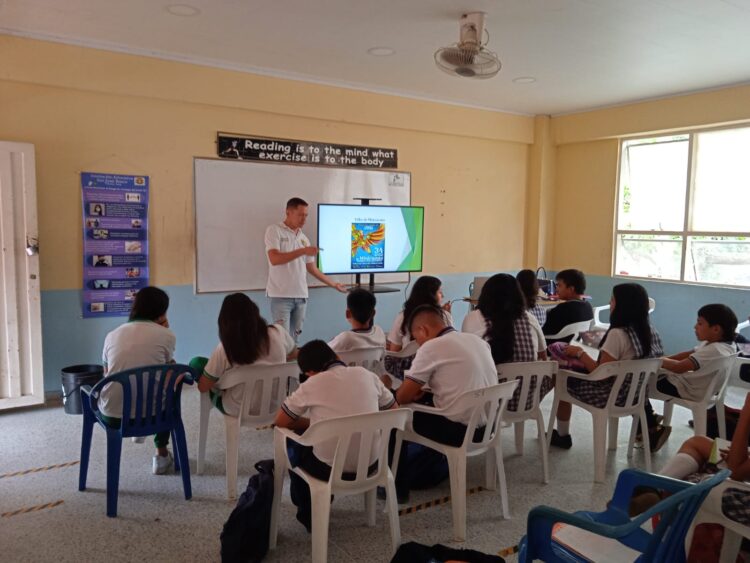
<box><xmin>131</xmin><ymin>436</ymin><xmax>146</xmax><ymax>444</ymax></box>
<box><xmin>152</xmin><ymin>452</ymin><xmax>174</xmax><ymax>475</ymax></box>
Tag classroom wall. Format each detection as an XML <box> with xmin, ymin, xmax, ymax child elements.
<box><xmin>0</xmin><ymin>36</ymin><xmax>532</xmax><ymax>391</ymax></box>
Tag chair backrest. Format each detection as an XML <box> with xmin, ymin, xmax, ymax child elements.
<box><xmin>437</xmin><ymin>381</ymin><xmax>518</xmax><ymax>450</ymax></box>
<box><xmin>738</xmin><ymin>319</ymin><xmax>750</xmax><ymax>335</ymax></box>
<box><xmin>692</xmin><ymin>354</ymin><xmax>737</xmax><ymax>403</ymax></box>
<box><xmin>496</xmin><ymin>361</ymin><xmax>558</xmax><ymax>418</ymax></box>
<box><xmin>547</xmin><ymin>320</ymin><xmax>592</xmax><ymax>341</ymax></box>
<box><xmin>648</xmin><ymin>297</ymin><xmax>656</xmax><ymax>314</ymax></box>
<box><xmin>337</xmin><ymin>346</ymin><xmax>385</xmax><ymax>373</ymax></box>
<box><xmin>383</xmin><ymin>340</ymin><xmax>420</xmax><ymax>380</ymax></box>
<box><xmin>216</xmin><ymin>362</ymin><xmax>299</xmax><ymax>426</ymax></box>
<box><xmin>591</xmin><ymin>358</ymin><xmax>662</xmax><ymax>415</ymax></box>
<box><xmin>91</xmin><ymin>363</ymin><xmax>197</xmax><ymax>436</ymax></box>
<box><xmin>592</xmin><ymin>299</ymin><xmax>655</xmax><ymax>330</ymax></box>
<box><xmin>300</xmin><ymin>408</ymin><xmax>412</xmax><ymax>494</ymax></box>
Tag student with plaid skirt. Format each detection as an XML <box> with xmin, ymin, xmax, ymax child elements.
<box><xmin>551</xmin><ymin>283</ymin><xmax>670</xmax><ymax>450</ymax></box>
<box><xmin>461</xmin><ymin>273</ymin><xmax>551</xmax><ymax>412</ymax></box>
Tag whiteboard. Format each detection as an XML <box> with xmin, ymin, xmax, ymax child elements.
<box><xmin>194</xmin><ymin>158</ymin><xmax>411</xmax><ymax>293</ymax></box>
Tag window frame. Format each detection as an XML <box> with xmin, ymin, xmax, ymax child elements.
<box><xmin>613</xmin><ymin>125</ymin><xmax>750</xmax><ymax>289</ymax></box>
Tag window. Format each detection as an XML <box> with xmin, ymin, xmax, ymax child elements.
<box><xmin>614</xmin><ymin>127</ymin><xmax>750</xmax><ymax>288</ymax></box>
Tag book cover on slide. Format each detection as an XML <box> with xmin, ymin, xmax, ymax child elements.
<box><xmin>351</xmin><ymin>223</ymin><xmax>385</xmax><ymax>270</ymax></box>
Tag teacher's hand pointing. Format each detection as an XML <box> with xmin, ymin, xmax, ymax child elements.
<box><xmin>333</xmin><ymin>282</ymin><xmax>347</xmax><ymax>293</ymax></box>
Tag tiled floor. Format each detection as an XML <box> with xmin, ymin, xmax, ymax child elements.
<box><xmin>0</xmin><ymin>387</ymin><xmax>695</xmax><ymax>562</ymax></box>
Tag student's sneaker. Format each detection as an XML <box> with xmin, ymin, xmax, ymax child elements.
<box><xmin>628</xmin><ymin>486</ymin><xmax>662</xmax><ymax>517</ymax></box>
<box><xmin>376</xmin><ymin>486</ymin><xmax>409</xmax><ymax>505</ymax></box>
<box><xmin>131</xmin><ymin>436</ymin><xmax>146</xmax><ymax>444</ymax></box>
<box><xmin>152</xmin><ymin>452</ymin><xmax>174</xmax><ymax>475</ymax></box>
<box><xmin>549</xmin><ymin>429</ymin><xmax>573</xmax><ymax>450</ymax></box>
<box><xmin>649</xmin><ymin>425</ymin><xmax>672</xmax><ymax>453</ymax></box>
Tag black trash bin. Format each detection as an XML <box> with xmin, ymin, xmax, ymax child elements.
<box><xmin>61</xmin><ymin>365</ymin><xmax>104</xmax><ymax>415</ymax></box>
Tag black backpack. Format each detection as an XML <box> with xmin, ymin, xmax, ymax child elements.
<box><xmin>220</xmin><ymin>459</ymin><xmax>275</xmax><ymax>563</ymax></box>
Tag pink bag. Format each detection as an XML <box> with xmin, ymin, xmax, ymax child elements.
<box><xmin>547</xmin><ymin>342</ymin><xmax>588</xmax><ymax>372</ymax></box>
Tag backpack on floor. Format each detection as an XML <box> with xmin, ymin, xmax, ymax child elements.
<box><xmin>391</xmin><ymin>541</ymin><xmax>505</xmax><ymax>563</ymax></box>
<box><xmin>220</xmin><ymin>459</ymin><xmax>274</xmax><ymax>563</ymax></box>
<box><xmin>402</xmin><ymin>443</ymin><xmax>449</xmax><ymax>490</ymax></box>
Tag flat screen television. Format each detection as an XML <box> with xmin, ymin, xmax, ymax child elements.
<box><xmin>317</xmin><ymin>204</ymin><xmax>424</xmax><ymax>275</ymax></box>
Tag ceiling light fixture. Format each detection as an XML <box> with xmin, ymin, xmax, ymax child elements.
<box><xmin>367</xmin><ymin>47</ymin><xmax>395</xmax><ymax>57</ymax></box>
<box><xmin>165</xmin><ymin>4</ymin><xmax>201</xmax><ymax>16</ymax></box>
<box><xmin>512</xmin><ymin>76</ymin><xmax>537</xmax><ymax>84</ymax></box>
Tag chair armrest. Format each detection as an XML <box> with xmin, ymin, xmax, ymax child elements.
<box><xmin>609</xmin><ymin>468</ymin><xmax>692</xmax><ymax>512</ymax></box>
<box><xmin>80</xmin><ymin>384</ymin><xmax>94</xmax><ymax>397</ymax></box>
<box><xmin>407</xmin><ymin>403</ymin><xmax>442</xmax><ymax>415</ymax></box>
<box><xmin>274</xmin><ymin>426</ymin><xmax>314</xmax><ymax>448</ymax></box>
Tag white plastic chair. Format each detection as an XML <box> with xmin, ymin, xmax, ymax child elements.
<box><xmin>196</xmin><ymin>362</ymin><xmax>299</xmax><ymax>498</ymax></box>
<box><xmin>651</xmin><ymin>355</ymin><xmax>737</xmax><ymax>439</ymax></box>
<box><xmin>547</xmin><ymin>358</ymin><xmax>662</xmax><ymax>482</ymax></box>
<box><xmin>687</xmin><ymin>479</ymin><xmax>750</xmax><ymax>563</ymax></box>
<box><xmin>337</xmin><ymin>346</ymin><xmax>385</xmax><ymax>373</ymax></box>
<box><xmin>496</xmin><ymin>361</ymin><xmax>558</xmax><ymax>484</ymax></box>
<box><xmin>269</xmin><ymin>408</ymin><xmax>412</xmax><ymax>563</ymax></box>
<box><xmin>590</xmin><ymin>298</ymin><xmax>655</xmax><ymax>330</ymax></box>
<box><xmin>545</xmin><ymin>320</ymin><xmax>592</xmax><ymax>343</ymax></box>
<box><xmin>393</xmin><ymin>380</ymin><xmax>518</xmax><ymax>541</ymax></box>
<box><xmin>724</xmin><ymin>320</ymin><xmax>750</xmax><ymax>409</ymax></box>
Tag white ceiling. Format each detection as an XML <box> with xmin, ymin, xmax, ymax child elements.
<box><xmin>3</xmin><ymin>0</ymin><xmax>750</xmax><ymax>115</ymax></box>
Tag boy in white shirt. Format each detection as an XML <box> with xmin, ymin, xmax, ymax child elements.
<box><xmin>658</xmin><ymin>304</ymin><xmax>738</xmax><ymax>402</ymax></box>
<box><xmin>274</xmin><ymin>340</ymin><xmax>396</xmax><ymax>532</ymax></box>
<box><xmin>387</xmin><ymin>305</ymin><xmax>497</xmax><ymax>501</ymax></box>
<box><xmin>327</xmin><ymin>288</ymin><xmax>386</xmax><ymax>352</ymax></box>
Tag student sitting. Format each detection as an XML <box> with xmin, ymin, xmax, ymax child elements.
<box><xmin>386</xmin><ymin>275</ymin><xmax>453</xmax><ymax>351</ymax></box>
<box><xmin>274</xmin><ymin>340</ymin><xmax>397</xmax><ymax>532</ymax></box>
<box><xmin>516</xmin><ymin>268</ymin><xmax>547</xmax><ymax>325</ymax></box>
<box><xmin>542</xmin><ymin>268</ymin><xmax>593</xmax><ymax>343</ymax></box>
<box><xmin>658</xmin><ymin>304</ymin><xmax>738</xmax><ymax>401</ymax></box>
<box><xmin>553</xmin><ymin>283</ymin><xmax>669</xmax><ymax>451</ymax></box>
<box><xmin>390</xmin><ymin>305</ymin><xmax>497</xmax><ymax>501</ymax></box>
<box><xmin>463</xmin><ymin>273</ymin><xmax>550</xmax><ymax>411</ymax></box>
<box><xmin>196</xmin><ymin>293</ymin><xmax>296</xmax><ymax>416</ymax></box>
<box><xmin>100</xmin><ymin>286</ymin><xmax>177</xmax><ymax>475</ymax></box>
<box><xmin>328</xmin><ymin>288</ymin><xmax>386</xmax><ymax>352</ymax></box>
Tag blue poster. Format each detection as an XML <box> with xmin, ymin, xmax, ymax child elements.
<box><xmin>81</xmin><ymin>172</ymin><xmax>149</xmax><ymax>317</ymax></box>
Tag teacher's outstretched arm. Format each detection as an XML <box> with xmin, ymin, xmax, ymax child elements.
<box><xmin>267</xmin><ymin>245</ymin><xmax>317</xmax><ymax>266</ymax></box>
<box><xmin>306</xmin><ymin>261</ymin><xmax>347</xmax><ymax>293</ymax></box>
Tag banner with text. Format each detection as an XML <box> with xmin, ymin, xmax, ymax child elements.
<box><xmin>217</xmin><ymin>133</ymin><xmax>397</xmax><ymax>169</ymax></box>
<box><xmin>81</xmin><ymin>172</ymin><xmax>149</xmax><ymax>318</ymax></box>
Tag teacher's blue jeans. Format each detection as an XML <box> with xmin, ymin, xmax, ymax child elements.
<box><xmin>270</xmin><ymin>297</ymin><xmax>307</xmax><ymax>342</ymax></box>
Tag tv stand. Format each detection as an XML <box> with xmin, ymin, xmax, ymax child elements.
<box><xmin>353</xmin><ymin>273</ymin><xmax>400</xmax><ymax>294</ymax></box>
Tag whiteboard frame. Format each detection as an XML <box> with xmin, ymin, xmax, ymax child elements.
<box><xmin>193</xmin><ymin>157</ymin><xmax>413</xmax><ymax>294</ymax></box>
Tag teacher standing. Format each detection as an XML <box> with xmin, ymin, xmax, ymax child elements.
<box><xmin>265</xmin><ymin>197</ymin><xmax>346</xmax><ymax>342</ymax></box>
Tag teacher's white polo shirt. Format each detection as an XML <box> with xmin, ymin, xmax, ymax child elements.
<box><xmin>265</xmin><ymin>222</ymin><xmax>315</xmax><ymax>298</ymax></box>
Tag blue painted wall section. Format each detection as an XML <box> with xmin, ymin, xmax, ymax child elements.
<box><xmin>41</xmin><ymin>273</ymin><xmax>749</xmax><ymax>392</ymax></box>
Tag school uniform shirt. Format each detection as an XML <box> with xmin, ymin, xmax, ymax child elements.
<box><xmin>264</xmin><ymin>222</ymin><xmax>315</xmax><ymax>298</ymax></box>
<box><xmin>461</xmin><ymin>310</ymin><xmax>545</xmax><ymax>358</ymax></box>
<box><xmin>100</xmin><ymin>320</ymin><xmax>176</xmax><ymax>418</ymax></box>
<box><xmin>387</xmin><ymin>310</ymin><xmax>454</xmax><ymax>349</ymax></box>
<box><xmin>328</xmin><ymin>325</ymin><xmax>386</xmax><ymax>352</ymax></box>
<box><xmin>664</xmin><ymin>341</ymin><xmax>737</xmax><ymax>402</ymax></box>
<box><xmin>542</xmin><ymin>299</ymin><xmax>594</xmax><ymax>342</ymax></box>
<box><xmin>203</xmin><ymin>324</ymin><xmax>296</xmax><ymax>417</ymax></box>
<box><xmin>404</xmin><ymin>329</ymin><xmax>497</xmax><ymax>425</ymax></box>
<box><xmin>281</xmin><ymin>364</ymin><xmax>396</xmax><ymax>470</ymax></box>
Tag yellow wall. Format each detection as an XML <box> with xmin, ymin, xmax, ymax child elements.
<box><xmin>0</xmin><ymin>36</ymin><xmax>533</xmax><ymax>290</ymax></box>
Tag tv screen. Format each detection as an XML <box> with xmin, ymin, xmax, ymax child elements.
<box><xmin>317</xmin><ymin>204</ymin><xmax>424</xmax><ymax>275</ymax></box>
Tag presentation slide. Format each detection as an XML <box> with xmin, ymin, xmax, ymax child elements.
<box><xmin>318</xmin><ymin>204</ymin><xmax>424</xmax><ymax>274</ymax></box>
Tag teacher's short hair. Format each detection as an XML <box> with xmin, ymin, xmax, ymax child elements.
<box><xmin>286</xmin><ymin>197</ymin><xmax>308</xmax><ymax>209</ymax></box>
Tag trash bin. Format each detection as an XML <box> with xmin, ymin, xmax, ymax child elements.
<box><xmin>61</xmin><ymin>364</ymin><xmax>103</xmax><ymax>415</ymax></box>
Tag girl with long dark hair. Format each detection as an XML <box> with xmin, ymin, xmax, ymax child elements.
<box><xmin>386</xmin><ymin>275</ymin><xmax>452</xmax><ymax>351</ymax></box>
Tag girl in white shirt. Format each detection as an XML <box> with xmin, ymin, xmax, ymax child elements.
<box><xmin>197</xmin><ymin>293</ymin><xmax>296</xmax><ymax>417</ymax></box>
<box><xmin>386</xmin><ymin>275</ymin><xmax>452</xmax><ymax>351</ymax></box>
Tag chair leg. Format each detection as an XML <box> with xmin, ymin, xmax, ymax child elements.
<box><xmin>514</xmin><ymin>422</ymin><xmax>525</xmax><ymax>455</ymax></box>
<box><xmin>384</xmin><ymin>470</ymin><xmax>401</xmax><ymax>554</ymax></box>
<box><xmin>171</xmin><ymin>429</ymin><xmax>180</xmax><ymax>473</ymax></box>
<box><xmin>310</xmin><ymin>487</ymin><xmax>333</xmax><ymax>563</ymax></box>
<box><xmin>484</xmin><ymin>447</ymin><xmax>497</xmax><ymax>491</ymax></box>
<box><xmin>639</xmin><ymin>411</ymin><xmax>652</xmax><ymax>473</ymax></box>
<box><xmin>536</xmin><ymin>411</ymin><xmax>549</xmax><ymax>484</ymax></box>
<box><xmin>105</xmin><ymin>431</ymin><xmax>123</xmax><ymax>517</ymax></box>
<box><xmin>446</xmin><ymin>453</ymin><xmax>468</xmax><ymax>542</ymax></box>
<box><xmin>692</xmin><ymin>408</ymin><xmax>707</xmax><ymax>437</ymax></box>
<box><xmin>173</xmin><ymin>422</ymin><xmax>192</xmax><ymax>500</ymax></box>
<box><xmin>719</xmin><ymin>529</ymin><xmax>743</xmax><ymax>563</ymax></box>
<box><xmin>663</xmin><ymin>401</ymin><xmax>674</xmax><ymax>427</ymax></box>
<box><xmin>79</xmin><ymin>412</ymin><xmax>95</xmax><ymax>491</ymax></box>
<box><xmin>197</xmin><ymin>392</ymin><xmax>210</xmax><ymax>475</ymax></box>
<box><xmin>269</xmin><ymin>432</ymin><xmax>287</xmax><ymax>550</ymax></box>
<box><xmin>364</xmin><ymin>489</ymin><xmax>376</xmax><ymax>527</ymax></box>
<box><xmin>592</xmin><ymin>414</ymin><xmax>607</xmax><ymax>483</ymax></box>
<box><xmin>546</xmin><ymin>394</ymin><xmax>560</xmax><ymax>450</ymax></box>
<box><xmin>608</xmin><ymin>417</ymin><xmax>619</xmax><ymax>451</ymax></box>
<box><xmin>716</xmin><ymin>403</ymin><xmax>727</xmax><ymax>440</ymax></box>
<box><xmin>224</xmin><ymin>417</ymin><xmax>240</xmax><ymax>500</ymax></box>
<box><xmin>494</xmin><ymin>443</ymin><xmax>510</xmax><ymax>520</ymax></box>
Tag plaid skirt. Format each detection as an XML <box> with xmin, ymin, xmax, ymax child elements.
<box><xmin>566</xmin><ymin>374</ymin><xmax>646</xmax><ymax>409</ymax></box>
<box><xmin>499</xmin><ymin>374</ymin><xmax>554</xmax><ymax>412</ymax></box>
<box><xmin>684</xmin><ymin>468</ymin><xmax>750</xmax><ymax>526</ymax></box>
<box><xmin>383</xmin><ymin>353</ymin><xmax>416</xmax><ymax>381</ymax></box>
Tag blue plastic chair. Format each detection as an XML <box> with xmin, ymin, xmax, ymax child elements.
<box><xmin>518</xmin><ymin>468</ymin><xmax>730</xmax><ymax>563</ymax></box>
<box><xmin>78</xmin><ymin>363</ymin><xmax>197</xmax><ymax>517</ymax></box>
